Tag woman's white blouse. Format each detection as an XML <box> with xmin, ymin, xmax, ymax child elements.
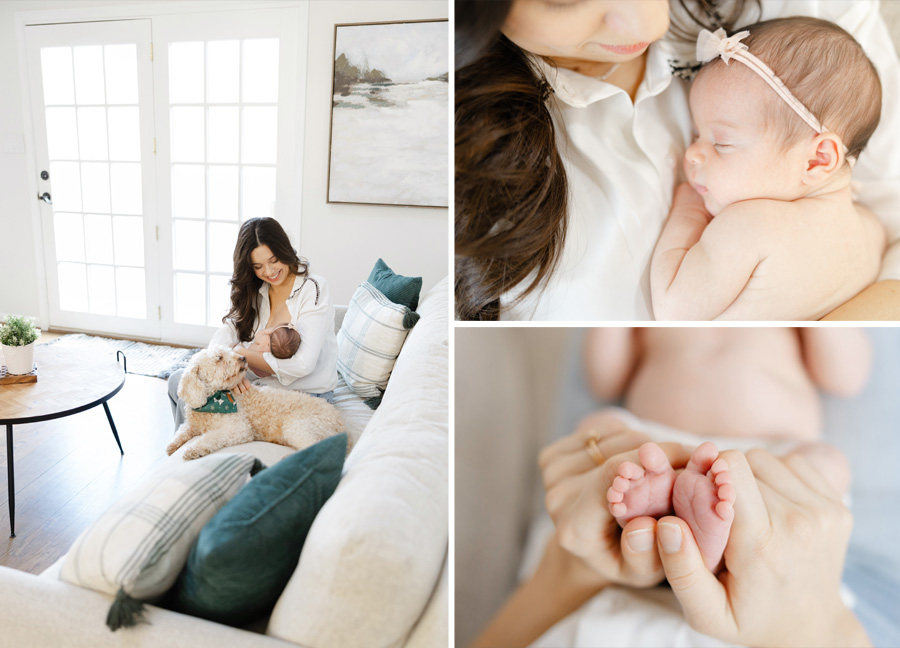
<box><xmin>500</xmin><ymin>0</ymin><xmax>900</xmax><ymax>321</ymax></box>
<box><xmin>209</xmin><ymin>273</ymin><xmax>339</xmax><ymax>394</ymax></box>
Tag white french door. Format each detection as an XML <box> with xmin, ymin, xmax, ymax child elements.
<box><xmin>23</xmin><ymin>7</ymin><xmax>305</xmax><ymax>346</ymax></box>
<box><xmin>153</xmin><ymin>9</ymin><xmax>304</xmax><ymax>345</ymax></box>
<box><xmin>25</xmin><ymin>20</ymin><xmax>160</xmax><ymax>339</ymax></box>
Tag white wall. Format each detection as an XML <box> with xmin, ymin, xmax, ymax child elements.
<box><xmin>301</xmin><ymin>0</ymin><xmax>448</xmax><ymax>304</ymax></box>
<box><xmin>0</xmin><ymin>0</ymin><xmax>448</xmax><ymax>332</ymax></box>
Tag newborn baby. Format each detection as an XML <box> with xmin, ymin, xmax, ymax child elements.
<box><xmin>584</xmin><ymin>327</ymin><xmax>870</xmax><ymax>571</ymax></box>
<box><xmin>651</xmin><ymin>17</ymin><xmax>885</xmax><ymax>320</ymax></box>
<box><xmin>253</xmin><ymin>324</ymin><xmax>301</xmax><ymax>360</ymax></box>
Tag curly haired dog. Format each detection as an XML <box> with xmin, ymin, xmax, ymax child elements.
<box><xmin>166</xmin><ymin>345</ymin><xmax>347</xmax><ymax>460</ymax></box>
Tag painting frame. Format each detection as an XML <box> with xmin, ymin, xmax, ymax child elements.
<box><xmin>327</xmin><ymin>19</ymin><xmax>449</xmax><ymax>209</ymax></box>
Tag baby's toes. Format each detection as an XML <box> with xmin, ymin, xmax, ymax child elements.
<box><xmin>638</xmin><ymin>442</ymin><xmax>671</xmax><ymax>474</ymax></box>
<box><xmin>617</xmin><ymin>460</ymin><xmax>644</xmax><ymax>481</ymax></box>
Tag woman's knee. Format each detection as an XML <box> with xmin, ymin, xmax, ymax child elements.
<box><xmin>168</xmin><ymin>369</ymin><xmax>184</xmax><ymax>401</ymax></box>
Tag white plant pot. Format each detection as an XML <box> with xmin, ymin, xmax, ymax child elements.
<box><xmin>2</xmin><ymin>342</ymin><xmax>36</xmax><ymax>375</ymax></box>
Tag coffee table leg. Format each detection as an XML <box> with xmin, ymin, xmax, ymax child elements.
<box><xmin>102</xmin><ymin>401</ymin><xmax>124</xmax><ymax>455</ymax></box>
<box><xmin>6</xmin><ymin>424</ymin><xmax>14</xmax><ymax>538</ymax></box>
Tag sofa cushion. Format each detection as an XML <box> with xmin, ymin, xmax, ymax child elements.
<box><xmin>367</xmin><ymin>258</ymin><xmax>423</xmax><ymax>311</ymax></box>
<box><xmin>165</xmin><ymin>434</ymin><xmax>346</xmax><ymax>626</ymax></box>
<box><xmin>336</xmin><ymin>281</ymin><xmax>418</xmax><ymax>407</ymax></box>
<box><xmin>59</xmin><ymin>452</ymin><xmax>262</xmax><ymax>630</ymax></box>
<box><xmin>266</xmin><ymin>278</ymin><xmax>448</xmax><ymax>648</ymax></box>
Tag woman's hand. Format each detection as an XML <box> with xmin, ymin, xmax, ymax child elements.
<box><xmin>232</xmin><ymin>377</ymin><xmax>253</xmax><ymax>395</ymax></box>
<box><xmin>656</xmin><ymin>448</ymin><xmax>870</xmax><ymax>648</ymax></box>
<box><xmin>540</xmin><ymin>410</ymin><xmax>691</xmax><ymax>588</ymax></box>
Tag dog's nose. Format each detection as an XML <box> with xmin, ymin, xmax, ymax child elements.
<box><xmin>240</xmin><ymin>355</ymin><xmax>248</xmax><ymax>365</ymax></box>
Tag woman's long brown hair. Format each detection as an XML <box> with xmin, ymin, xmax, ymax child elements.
<box><xmin>453</xmin><ymin>0</ymin><xmax>759</xmax><ymax>321</ymax></box>
<box><xmin>225</xmin><ymin>217</ymin><xmax>308</xmax><ymax>342</ymax></box>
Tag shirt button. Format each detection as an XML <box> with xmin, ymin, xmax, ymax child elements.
<box><xmin>666</xmin><ymin>154</ymin><xmax>677</xmax><ymax>167</ymax></box>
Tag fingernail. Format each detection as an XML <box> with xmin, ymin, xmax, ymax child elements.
<box><xmin>658</xmin><ymin>523</ymin><xmax>682</xmax><ymax>553</ymax></box>
<box><xmin>625</xmin><ymin>528</ymin><xmax>654</xmax><ymax>553</ymax></box>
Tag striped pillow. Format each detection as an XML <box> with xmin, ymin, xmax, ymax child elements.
<box><xmin>60</xmin><ymin>452</ymin><xmax>263</xmax><ymax>630</ymax></box>
<box><xmin>336</xmin><ymin>282</ymin><xmax>419</xmax><ymax>408</ymax></box>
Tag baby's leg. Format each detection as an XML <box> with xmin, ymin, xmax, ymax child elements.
<box><xmin>672</xmin><ymin>442</ymin><xmax>735</xmax><ymax>573</ymax></box>
<box><xmin>607</xmin><ymin>442</ymin><xmax>677</xmax><ymax>525</ymax></box>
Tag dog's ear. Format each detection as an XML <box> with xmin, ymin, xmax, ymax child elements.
<box><xmin>178</xmin><ymin>364</ymin><xmax>211</xmax><ymax>410</ymax></box>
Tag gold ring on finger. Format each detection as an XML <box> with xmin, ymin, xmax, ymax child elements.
<box><xmin>585</xmin><ymin>435</ymin><xmax>606</xmax><ymax>466</ymax></box>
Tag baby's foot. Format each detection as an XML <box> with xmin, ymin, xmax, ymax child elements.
<box><xmin>607</xmin><ymin>443</ymin><xmax>677</xmax><ymax>526</ymax></box>
<box><xmin>672</xmin><ymin>442</ymin><xmax>735</xmax><ymax>572</ymax></box>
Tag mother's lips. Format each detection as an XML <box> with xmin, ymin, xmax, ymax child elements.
<box><xmin>598</xmin><ymin>42</ymin><xmax>650</xmax><ymax>55</ymax></box>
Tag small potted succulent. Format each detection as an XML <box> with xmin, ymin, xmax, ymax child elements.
<box><xmin>0</xmin><ymin>315</ymin><xmax>41</xmax><ymax>375</ymax></box>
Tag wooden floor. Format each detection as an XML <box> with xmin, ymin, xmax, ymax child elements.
<box><xmin>0</xmin><ymin>334</ymin><xmax>176</xmax><ymax>574</ymax></box>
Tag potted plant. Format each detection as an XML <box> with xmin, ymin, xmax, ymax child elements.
<box><xmin>0</xmin><ymin>315</ymin><xmax>41</xmax><ymax>375</ymax></box>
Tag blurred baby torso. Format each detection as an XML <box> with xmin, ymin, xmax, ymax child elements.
<box><xmin>626</xmin><ymin>328</ymin><xmax>820</xmax><ymax>440</ymax></box>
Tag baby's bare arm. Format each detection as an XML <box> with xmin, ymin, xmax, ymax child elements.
<box><xmin>651</xmin><ymin>185</ymin><xmax>761</xmax><ymax>320</ymax></box>
<box><xmin>583</xmin><ymin>329</ymin><xmax>638</xmax><ymax>401</ymax></box>
<box><xmin>799</xmin><ymin>328</ymin><xmax>872</xmax><ymax>396</ymax></box>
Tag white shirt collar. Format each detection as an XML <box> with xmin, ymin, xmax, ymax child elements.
<box><xmin>532</xmin><ymin>39</ymin><xmax>681</xmax><ymax>109</ymax></box>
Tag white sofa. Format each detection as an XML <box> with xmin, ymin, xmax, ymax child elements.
<box><xmin>0</xmin><ymin>277</ymin><xmax>449</xmax><ymax>648</ymax></box>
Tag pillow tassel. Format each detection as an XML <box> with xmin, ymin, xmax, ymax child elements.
<box><xmin>250</xmin><ymin>458</ymin><xmax>267</xmax><ymax>476</ymax></box>
<box><xmin>402</xmin><ymin>308</ymin><xmax>420</xmax><ymax>329</ymax></box>
<box><xmin>363</xmin><ymin>395</ymin><xmax>383</xmax><ymax>410</ymax></box>
<box><xmin>106</xmin><ymin>587</ymin><xmax>147</xmax><ymax>631</ymax></box>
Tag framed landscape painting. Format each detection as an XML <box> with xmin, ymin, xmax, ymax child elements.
<box><xmin>327</xmin><ymin>19</ymin><xmax>448</xmax><ymax>208</ymax></box>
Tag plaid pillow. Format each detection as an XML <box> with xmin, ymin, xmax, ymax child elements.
<box><xmin>336</xmin><ymin>282</ymin><xmax>419</xmax><ymax>408</ymax></box>
<box><xmin>59</xmin><ymin>453</ymin><xmax>263</xmax><ymax>630</ymax></box>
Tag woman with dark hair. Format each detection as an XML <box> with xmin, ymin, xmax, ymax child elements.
<box><xmin>168</xmin><ymin>217</ymin><xmax>337</xmax><ymax>428</ymax></box>
<box><xmin>455</xmin><ymin>0</ymin><xmax>900</xmax><ymax>320</ymax></box>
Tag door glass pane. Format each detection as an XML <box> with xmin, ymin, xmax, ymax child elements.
<box><xmin>110</xmin><ymin>163</ymin><xmax>142</xmax><ymax>215</ymax></box>
<box><xmin>208</xmin><ymin>166</ymin><xmax>239</xmax><ymax>221</ymax></box>
<box><xmin>207</xmin><ymin>40</ymin><xmax>239</xmax><ymax>104</ymax></box>
<box><xmin>241</xmin><ymin>166</ymin><xmax>276</xmax><ymax>220</ymax></box>
<box><xmin>108</xmin><ymin>107</ymin><xmax>140</xmax><ymax>161</ymax></box>
<box><xmin>241</xmin><ymin>106</ymin><xmax>277</xmax><ymax>164</ymax></box>
<box><xmin>171</xmin><ymin>106</ymin><xmax>205</xmax><ymax>162</ymax></box>
<box><xmin>84</xmin><ymin>213</ymin><xmax>114</xmax><ymax>264</ymax></box>
<box><xmin>174</xmin><ymin>219</ymin><xmax>205</xmax><ymax>271</ymax></box>
<box><xmin>77</xmin><ymin>107</ymin><xmax>108</xmax><ymax>160</ymax></box>
<box><xmin>208</xmin><ymin>106</ymin><xmax>239</xmax><ymax>163</ymax></box>
<box><xmin>87</xmin><ymin>264</ymin><xmax>116</xmax><ymax>315</ymax></box>
<box><xmin>73</xmin><ymin>45</ymin><xmax>105</xmax><ymax>105</ymax></box>
<box><xmin>175</xmin><ymin>272</ymin><xmax>206</xmax><ymax>325</ymax></box>
<box><xmin>41</xmin><ymin>47</ymin><xmax>75</xmax><ymax>106</ymax></box>
<box><xmin>171</xmin><ymin>164</ymin><xmax>205</xmax><ymax>219</ymax></box>
<box><xmin>242</xmin><ymin>39</ymin><xmax>279</xmax><ymax>103</ymax></box>
<box><xmin>50</xmin><ymin>161</ymin><xmax>82</xmax><ymax>212</ymax></box>
<box><xmin>169</xmin><ymin>42</ymin><xmax>204</xmax><ymax>104</ymax></box>
<box><xmin>116</xmin><ymin>267</ymin><xmax>146</xmax><ymax>318</ymax></box>
<box><xmin>80</xmin><ymin>162</ymin><xmax>111</xmax><ymax>213</ymax></box>
<box><xmin>58</xmin><ymin>262</ymin><xmax>88</xmax><ymax>312</ymax></box>
<box><xmin>113</xmin><ymin>215</ymin><xmax>144</xmax><ymax>266</ymax></box>
<box><xmin>54</xmin><ymin>213</ymin><xmax>85</xmax><ymax>262</ymax></box>
<box><xmin>207</xmin><ymin>274</ymin><xmax>231</xmax><ymax>327</ymax></box>
<box><xmin>104</xmin><ymin>44</ymin><xmax>138</xmax><ymax>104</ymax></box>
<box><xmin>208</xmin><ymin>222</ymin><xmax>238</xmax><ymax>273</ymax></box>
<box><xmin>45</xmin><ymin>107</ymin><xmax>79</xmax><ymax>160</ymax></box>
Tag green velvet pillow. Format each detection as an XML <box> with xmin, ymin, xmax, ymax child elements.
<box><xmin>367</xmin><ymin>258</ymin><xmax>422</xmax><ymax>311</ymax></box>
<box><xmin>165</xmin><ymin>434</ymin><xmax>347</xmax><ymax>626</ymax></box>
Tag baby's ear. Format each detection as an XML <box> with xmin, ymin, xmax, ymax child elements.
<box><xmin>802</xmin><ymin>133</ymin><xmax>844</xmax><ymax>184</ymax></box>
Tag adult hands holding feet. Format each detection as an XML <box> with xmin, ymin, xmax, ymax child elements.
<box><xmin>656</xmin><ymin>447</ymin><xmax>871</xmax><ymax>648</ymax></box>
<box><xmin>539</xmin><ymin>411</ymin><xmax>692</xmax><ymax>588</ymax></box>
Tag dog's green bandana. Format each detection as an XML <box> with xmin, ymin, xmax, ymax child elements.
<box><xmin>193</xmin><ymin>390</ymin><xmax>238</xmax><ymax>414</ymax></box>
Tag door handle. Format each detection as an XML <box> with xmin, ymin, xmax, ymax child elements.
<box><xmin>37</xmin><ymin>192</ymin><xmax>52</xmax><ymax>204</ymax></box>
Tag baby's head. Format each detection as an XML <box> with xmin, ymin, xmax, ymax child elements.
<box><xmin>685</xmin><ymin>17</ymin><xmax>881</xmax><ymax>216</ymax></box>
<box><xmin>269</xmin><ymin>325</ymin><xmax>301</xmax><ymax>360</ymax></box>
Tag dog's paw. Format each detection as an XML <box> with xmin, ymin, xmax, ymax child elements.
<box><xmin>164</xmin><ymin>441</ymin><xmax>180</xmax><ymax>456</ymax></box>
<box><xmin>183</xmin><ymin>446</ymin><xmax>208</xmax><ymax>460</ymax></box>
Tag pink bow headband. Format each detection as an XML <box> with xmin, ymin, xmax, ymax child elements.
<box><xmin>696</xmin><ymin>28</ymin><xmax>828</xmax><ymax>135</ymax></box>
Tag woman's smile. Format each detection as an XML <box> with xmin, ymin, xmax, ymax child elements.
<box><xmin>595</xmin><ymin>41</ymin><xmax>650</xmax><ymax>55</ymax></box>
